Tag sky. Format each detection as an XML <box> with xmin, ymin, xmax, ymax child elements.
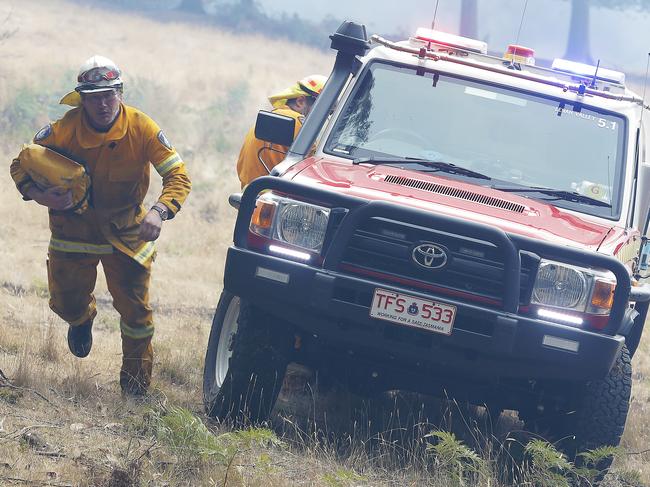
<box><xmin>256</xmin><ymin>0</ymin><xmax>650</xmax><ymax>76</ymax></box>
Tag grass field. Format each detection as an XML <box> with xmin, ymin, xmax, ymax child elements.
<box><xmin>0</xmin><ymin>1</ymin><xmax>649</xmax><ymax>486</ymax></box>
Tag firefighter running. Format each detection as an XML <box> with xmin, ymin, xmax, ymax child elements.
<box><xmin>9</xmin><ymin>55</ymin><xmax>192</xmax><ymax>396</ymax></box>
<box><xmin>236</xmin><ymin>74</ymin><xmax>327</xmax><ymax>188</ymax></box>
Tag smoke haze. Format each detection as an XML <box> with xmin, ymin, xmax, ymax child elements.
<box><xmin>259</xmin><ymin>0</ymin><xmax>650</xmax><ymax>74</ymax></box>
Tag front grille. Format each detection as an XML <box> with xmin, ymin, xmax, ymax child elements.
<box><xmin>339</xmin><ymin>217</ymin><xmax>538</xmax><ymax>308</ymax></box>
<box><xmin>384</xmin><ymin>174</ymin><xmax>527</xmax><ymax>213</ymax></box>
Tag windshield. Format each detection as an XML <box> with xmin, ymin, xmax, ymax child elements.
<box><xmin>324</xmin><ymin>62</ymin><xmax>627</xmax><ymax>219</ymax></box>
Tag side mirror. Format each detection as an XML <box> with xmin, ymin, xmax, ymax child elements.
<box><xmin>254</xmin><ymin>110</ymin><xmax>296</xmax><ymax>147</ymax></box>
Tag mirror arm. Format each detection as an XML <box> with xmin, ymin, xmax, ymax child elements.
<box><xmin>229</xmin><ymin>192</ymin><xmax>242</xmax><ymax>210</ymax></box>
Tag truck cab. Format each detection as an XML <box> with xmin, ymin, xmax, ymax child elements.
<box><xmin>203</xmin><ymin>21</ymin><xmax>650</xmax><ymax>474</ymax></box>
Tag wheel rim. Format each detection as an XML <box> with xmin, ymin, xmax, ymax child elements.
<box><xmin>215</xmin><ymin>296</ymin><xmax>240</xmax><ymax>387</ymax></box>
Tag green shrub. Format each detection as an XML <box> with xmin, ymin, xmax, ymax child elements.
<box><xmin>575</xmin><ymin>446</ymin><xmax>621</xmax><ymax>484</ymax></box>
<box><xmin>425</xmin><ymin>430</ymin><xmax>487</xmax><ymax>485</ymax></box>
<box><xmin>522</xmin><ymin>439</ymin><xmax>573</xmax><ymax>487</ymax></box>
<box><xmin>152</xmin><ymin>405</ymin><xmax>284</xmax><ymax>463</ymax></box>
<box><xmin>322</xmin><ymin>467</ymin><xmax>367</xmax><ymax>486</ymax></box>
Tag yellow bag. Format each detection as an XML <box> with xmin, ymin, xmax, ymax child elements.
<box><xmin>19</xmin><ymin>144</ymin><xmax>91</xmax><ymax>214</ymax></box>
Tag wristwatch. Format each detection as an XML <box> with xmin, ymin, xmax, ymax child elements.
<box><xmin>151</xmin><ymin>204</ymin><xmax>169</xmax><ymax>221</ymax></box>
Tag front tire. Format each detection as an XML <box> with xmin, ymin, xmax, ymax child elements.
<box><xmin>522</xmin><ymin>346</ymin><xmax>632</xmax><ymax>478</ymax></box>
<box><xmin>203</xmin><ymin>291</ymin><xmax>290</xmax><ymax>425</ymax></box>
<box><xmin>571</xmin><ymin>345</ymin><xmax>632</xmax><ymax>471</ymax></box>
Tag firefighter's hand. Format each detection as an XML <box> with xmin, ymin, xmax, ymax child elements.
<box><xmin>29</xmin><ymin>186</ymin><xmax>74</xmax><ymax>210</ymax></box>
<box><xmin>138</xmin><ymin>210</ymin><xmax>163</xmax><ymax>242</ymax></box>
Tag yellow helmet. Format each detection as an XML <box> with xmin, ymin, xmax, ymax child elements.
<box><xmin>298</xmin><ymin>74</ymin><xmax>327</xmax><ymax>97</ymax></box>
<box><xmin>268</xmin><ymin>74</ymin><xmax>327</xmax><ymax>108</ymax></box>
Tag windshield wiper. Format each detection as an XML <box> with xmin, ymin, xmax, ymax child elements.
<box><xmin>491</xmin><ymin>185</ymin><xmax>612</xmax><ymax>208</ymax></box>
<box><xmin>353</xmin><ymin>156</ymin><xmax>491</xmax><ymax>180</ymax></box>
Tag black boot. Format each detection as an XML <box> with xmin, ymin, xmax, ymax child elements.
<box><xmin>67</xmin><ymin>320</ymin><xmax>93</xmax><ymax>358</ymax></box>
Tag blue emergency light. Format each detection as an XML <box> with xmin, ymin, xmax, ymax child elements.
<box><xmin>551</xmin><ymin>58</ymin><xmax>626</xmax><ymax>85</ymax></box>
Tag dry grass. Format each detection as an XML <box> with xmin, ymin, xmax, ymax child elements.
<box><xmin>37</xmin><ymin>320</ymin><xmax>60</xmax><ymax>363</ymax></box>
<box><xmin>0</xmin><ymin>0</ymin><xmax>649</xmax><ymax>486</ymax></box>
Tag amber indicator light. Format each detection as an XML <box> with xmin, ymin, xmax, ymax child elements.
<box><xmin>251</xmin><ymin>201</ymin><xmax>275</xmax><ymax>230</ymax></box>
<box><xmin>591</xmin><ymin>281</ymin><xmax>615</xmax><ymax>309</ymax></box>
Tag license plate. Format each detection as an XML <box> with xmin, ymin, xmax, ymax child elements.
<box><xmin>369</xmin><ymin>288</ymin><xmax>456</xmax><ymax>335</ymax></box>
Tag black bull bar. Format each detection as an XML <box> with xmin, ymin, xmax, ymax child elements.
<box><xmin>233</xmin><ymin>176</ymin><xmax>634</xmax><ymax>336</ymax></box>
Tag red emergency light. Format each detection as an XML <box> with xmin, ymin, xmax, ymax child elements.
<box><xmin>503</xmin><ymin>44</ymin><xmax>535</xmax><ymax>65</ymax></box>
<box><xmin>413</xmin><ymin>28</ymin><xmax>488</xmax><ymax>55</ymax></box>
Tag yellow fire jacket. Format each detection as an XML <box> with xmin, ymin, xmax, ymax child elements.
<box><xmin>236</xmin><ymin>106</ymin><xmax>303</xmax><ymax>188</ymax></box>
<box><xmin>10</xmin><ymin>104</ymin><xmax>191</xmax><ymax>268</ymax></box>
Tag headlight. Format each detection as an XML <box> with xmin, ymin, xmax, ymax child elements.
<box><xmin>249</xmin><ymin>193</ymin><xmax>330</xmax><ymax>253</ymax></box>
<box><xmin>277</xmin><ymin>203</ymin><xmax>329</xmax><ymax>251</ymax></box>
<box><xmin>531</xmin><ymin>259</ymin><xmax>616</xmax><ymax>326</ymax></box>
<box><xmin>532</xmin><ymin>262</ymin><xmax>587</xmax><ymax>308</ymax></box>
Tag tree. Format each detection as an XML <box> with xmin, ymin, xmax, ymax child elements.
<box><xmin>459</xmin><ymin>0</ymin><xmax>478</xmax><ymax>39</ymax></box>
<box><xmin>564</xmin><ymin>0</ymin><xmax>650</xmax><ymax>64</ymax></box>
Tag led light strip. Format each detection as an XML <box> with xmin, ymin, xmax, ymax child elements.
<box><xmin>268</xmin><ymin>244</ymin><xmax>311</xmax><ymax>262</ymax></box>
<box><xmin>537</xmin><ymin>308</ymin><xmax>584</xmax><ymax>326</ymax></box>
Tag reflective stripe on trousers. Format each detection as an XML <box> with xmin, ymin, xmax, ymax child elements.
<box><xmin>50</xmin><ymin>237</ymin><xmax>113</xmax><ymax>255</ymax></box>
<box><xmin>120</xmin><ymin>319</ymin><xmax>154</xmax><ymax>339</ymax></box>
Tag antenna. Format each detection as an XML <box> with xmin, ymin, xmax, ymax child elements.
<box><xmin>589</xmin><ymin>59</ymin><xmax>601</xmax><ymax>88</ymax></box>
<box><xmin>505</xmin><ymin>0</ymin><xmax>529</xmax><ymax>69</ymax></box>
<box><xmin>431</xmin><ymin>0</ymin><xmax>440</xmax><ymax>30</ymax></box>
<box><xmin>514</xmin><ymin>0</ymin><xmax>529</xmax><ymax>47</ymax></box>
<box><xmin>641</xmin><ymin>52</ymin><xmax>650</xmax><ymax>124</ymax></box>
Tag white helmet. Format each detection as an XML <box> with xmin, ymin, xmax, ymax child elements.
<box><xmin>75</xmin><ymin>55</ymin><xmax>123</xmax><ymax>94</ymax></box>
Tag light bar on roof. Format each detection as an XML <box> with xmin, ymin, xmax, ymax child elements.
<box><xmin>414</xmin><ymin>27</ymin><xmax>487</xmax><ymax>54</ymax></box>
<box><xmin>551</xmin><ymin>58</ymin><xmax>626</xmax><ymax>85</ymax></box>
<box><xmin>504</xmin><ymin>44</ymin><xmax>536</xmax><ymax>66</ymax></box>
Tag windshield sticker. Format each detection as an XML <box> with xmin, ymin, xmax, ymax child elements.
<box><xmin>332</xmin><ymin>146</ymin><xmax>351</xmax><ymax>154</ymax></box>
<box><xmin>572</xmin><ymin>180</ymin><xmax>611</xmax><ymax>203</ymax></box>
<box><xmin>464</xmin><ymin>87</ymin><xmax>527</xmax><ymax>106</ymax></box>
<box><xmin>555</xmin><ymin>107</ymin><xmax>618</xmax><ymax>130</ymax></box>
<box><xmin>419</xmin><ymin>150</ymin><xmax>446</xmax><ymax>160</ymax></box>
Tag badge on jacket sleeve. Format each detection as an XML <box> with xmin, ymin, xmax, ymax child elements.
<box><xmin>157</xmin><ymin>130</ymin><xmax>173</xmax><ymax>150</ymax></box>
<box><xmin>34</xmin><ymin>124</ymin><xmax>52</xmax><ymax>142</ymax></box>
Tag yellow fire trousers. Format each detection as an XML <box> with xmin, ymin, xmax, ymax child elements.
<box><xmin>47</xmin><ymin>249</ymin><xmax>154</xmax><ymax>393</ymax></box>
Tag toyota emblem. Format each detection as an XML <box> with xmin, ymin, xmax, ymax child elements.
<box><xmin>412</xmin><ymin>243</ymin><xmax>448</xmax><ymax>269</ymax></box>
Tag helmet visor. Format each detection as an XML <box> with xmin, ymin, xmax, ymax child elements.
<box><xmin>78</xmin><ymin>66</ymin><xmax>121</xmax><ymax>84</ymax></box>
<box><xmin>298</xmin><ymin>81</ymin><xmax>320</xmax><ymax>98</ymax></box>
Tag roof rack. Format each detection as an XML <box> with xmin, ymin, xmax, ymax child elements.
<box><xmin>370</xmin><ymin>34</ymin><xmax>646</xmax><ymax>107</ymax></box>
